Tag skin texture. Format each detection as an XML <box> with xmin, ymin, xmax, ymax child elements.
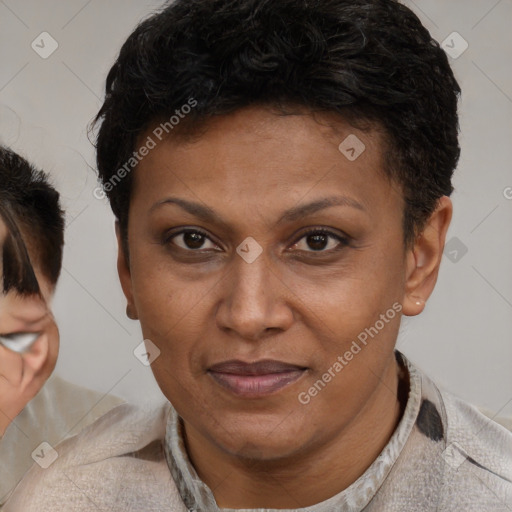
<box><xmin>0</xmin><ymin>220</ymin><xmax>58</xmax><ymax>436</ymax></box>
<box><xmin>117</xmin><ymin>106</ymin><xmax>452</xmax><ymax>508</ymax></box>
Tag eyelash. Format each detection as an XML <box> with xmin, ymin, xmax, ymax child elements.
<box><xmin>163</xmin><ymin>227</ymin><xmax>350</xmax><ymax>255</ymax></box>
<box><xmin>292</xmin><ymin>228</ymin><xmax>350</xmax><ymax>253</ymax></box>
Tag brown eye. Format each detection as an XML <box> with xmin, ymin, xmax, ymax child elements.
<box><xmin>166</xmin><ymin>229</ymin><xmax>220</xmax><ymax>251</ymax></box>
<box><xmin>291</xmin><ymin>229</ymin><xmax>349</xmax><ymax>253</ymax></box>
<box><xmin>305</xmin><ymin>233</ymin><xmax>329</xmax><ymax>251</ymax></box>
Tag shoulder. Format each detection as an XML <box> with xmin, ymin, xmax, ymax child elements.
<box><xmin>41</xmin><ymin>375</ymin><xmax>125</xmax><ymax>434</ymax></box>
<box><xmin>437</xmin><ymin>388</ymin><xmax>512</xmax><ymax>511</ymax></box>
<box><xmin>395</xmin><ymin>355</ymin><xmax>512</xmax><ymax>511</ymax></box>
<box><xmin>478</xmin><ymin>406</ymin><xmax>512</xmax><ymax>433</ymax></box>
<box><xmin>0</xmin><ymin>376</ymin><xmax>125</xmax><ymax>505</ymax></box>
<box><xmin>43</xmin><ymin>399</ymin><xmax>169</xmax><ymax>465</ymax></box>
<box><xmin>4</xmin><ymin>402</ymin><xmax>188</xmax><ymax>512</ymax></box>
<box><xmin>441</xmin><ymin>389</ymin><xmax>512</xmax><ymax>478</ymax></box>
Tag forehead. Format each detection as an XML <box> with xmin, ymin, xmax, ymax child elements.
<box><xmin>132</xmin><ymin>106</ymin><xmax>400</xmax><ymax>224</ymax></box>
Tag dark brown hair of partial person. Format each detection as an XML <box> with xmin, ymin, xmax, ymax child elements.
<box><xmin>93</xmin><ymin>0</ymin><xmax>461</xmax><ymax>257</ymax></box>
<box><xmin>0</xmin><ymin>201</ymin><xmax>40</xmax><ymax>295</ymax></box>
<box><xmin>0</xmin><ymin>146</ymin><xmax>65</xmax><ymax>295</ymax></box>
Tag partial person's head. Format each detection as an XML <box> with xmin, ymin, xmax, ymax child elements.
<box><xmin>0</xmin><ymin>147</ymin><xmax>64</xmax><ymax>298</ymax></box>
<box><xmin>94</xmin><ymin>0</ymin><xmax>459</xmax><ymax>463</ymax></box>
<box><xmin>0</xmin><ymin>146</ymin><xmax>64</xmax><ymax>434</ymax></box>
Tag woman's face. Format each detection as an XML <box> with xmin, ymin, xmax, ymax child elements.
<box><xmin>0</xmin><ymin>219</ymin><xmax>59</xmax><ymax>431</ymax></box>
<box><xmin>119</xmin><ymin>106</ymin><xmax>448</xmax><ymax>461</ymax></box>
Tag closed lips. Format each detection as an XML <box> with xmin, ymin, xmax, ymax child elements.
<box><xmin>208</xmin><ymin>360</ymin><xmax>307</xmax><ymax>375</ymax></box>
<box><xmin>207</xmin><ymin>360</ymin><xmax>308</xmax><ymax>397</ymax></box>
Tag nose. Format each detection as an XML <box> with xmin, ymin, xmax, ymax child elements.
<box><xmin>215</xmin><ymin>249</ymin><xmax>294</xmax><ymax>342</ymax></box>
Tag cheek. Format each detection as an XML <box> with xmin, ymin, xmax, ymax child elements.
<box><xmin>285</xmin><ymin>261</ymin><xmax>403</xmax><ymax>390</ymax></box>
<box><xmin>286</xmin><ymin>260</ymin><xmax>402</xmax><ymax>332</ymax></box>
<box><xmin>130</xmin><ymin>262</ymin><xmax>209</xmax><ymax>377</ymax></box>
<box><xmin>134</xmin><ymin>285</ymin><xmax>211</xmax><ymax>352</ymax></box>
<box><xmin>130</xmin><ymin>253</ymin><xmax>187</xmax><ymax>331</ymax></box>
<box><xmin>148</xmin><ymin>333</ymin><xmax>212</xmax><ymax>424</ymax></box>
<box><xmin>293</xmin><ymin>355</ymin><xmax>387</xmax><ymax>442</ymax></box>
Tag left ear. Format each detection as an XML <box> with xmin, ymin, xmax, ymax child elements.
<box><xmin>22</xmin><ymin>316</ymin><xmax>59</xmax><ymax>389</ymax></box>
<box><xmin>115</xmin><ymin>221</ymin><xmax>139</xmax><ymax>320</ymax></box>
<box><xmin>402</xmin><ymin>196</ymin><xmax>453</xmax><ymax>316</ymax></box>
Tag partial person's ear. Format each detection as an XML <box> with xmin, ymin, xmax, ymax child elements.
<box><xmin>18</xmin><ymin>297</ymin><xmax>59</xmax><ymax>395</ymax></box>
<box><xmin>402</xmin><ymin>196</ymin><xmax>453</xmax><ymax>316</ymax></box>
<box><xmin>115</xmin><ymin>221</ymin><xmax>138</xmax><ymax>320</ymax></box>
<box><xmin>0</xmin><ymin>310</ymin><xmax>59</xmax><ymax>436</ymax></box>
<box><xmin>21</xmin><ymin>321</ymin><xmax>58</xmax><ymax>385</ymax></box>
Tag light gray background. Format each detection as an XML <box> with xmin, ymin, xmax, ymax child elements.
<box><xmin>0</xmin><ymin>1</ymin><xmax>511</xmax><ymax>415</ymax></box>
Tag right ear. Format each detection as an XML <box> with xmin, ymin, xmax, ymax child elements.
<box><xmin>115</xmin><ymin>222</ymin><xmax>138</xmax><ymax>320</ymax></box>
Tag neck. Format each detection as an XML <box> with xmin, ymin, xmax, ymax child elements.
<box><xmin>183</xmin><ymin>355</ymin><xmax>406</xmax><ymax>509</ymax></box>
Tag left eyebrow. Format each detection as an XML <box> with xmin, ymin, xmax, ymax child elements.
<box><xmin>275</xmin><ymin>196</ymin><xmax>367</xmax><ymax>225</ymax></box>
<box><xmin>150</xmin><ymin>194</ymin><xmax>367</xmax><ymax>229</ymax></box>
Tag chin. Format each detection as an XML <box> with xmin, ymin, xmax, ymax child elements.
<box><xmin>224</xmin><ymin>437</ymin><xmax>300</xmax><ymax>462</ymax></box>
<box><xmin>210</xmin><ymin>419</ymin><xmax>310</xmax><ymax>462</ymax></box>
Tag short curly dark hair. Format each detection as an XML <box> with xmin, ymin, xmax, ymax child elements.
<box><xmin>0</xmin><ymin>146</ymin><xmax>65</xmax><ymax>294</ymax></box>
<box><xmin>94</xmin><ymin>0</ymin><xmax>461</xmax><ymax>251</ymax></box>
